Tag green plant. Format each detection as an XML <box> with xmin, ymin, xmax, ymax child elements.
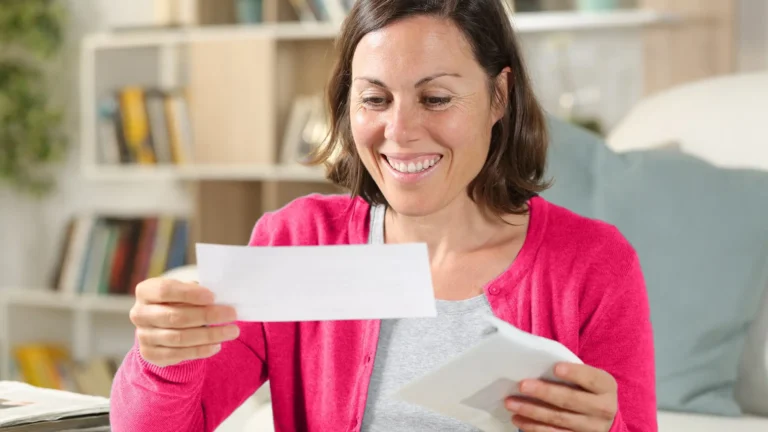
<box><xmin>0</xmin><ymin>0</ymin><xmax>66</xmax><ymax>196</ymax></box>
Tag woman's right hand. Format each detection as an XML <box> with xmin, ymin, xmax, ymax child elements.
<box><xmin>130</xmin><ymin>278</ymin><xmax>240</xmax><ymax>367</ymax></box>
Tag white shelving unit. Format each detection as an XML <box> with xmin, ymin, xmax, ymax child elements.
<box><xmin>0</xmin><ymin>289</ymin><xmax>135</xmax><ymax>380</ymax></box>
<box><xmin>82</xmin><ymin>163</ymin><xmax>327</xmax><ymax>182</ymax></box>
<box><xmin>78</xmin><ymin>9</ymin><xmax>680</xmax><ymax>183</ymax></box>
<box><xmin>82</xmin><ymin>10</ymin><xmax>679</xmax><ymax>50</ymax></box>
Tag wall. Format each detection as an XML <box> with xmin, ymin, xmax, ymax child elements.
<box><xmin>0</xmin><ymin>0</ymin><xmax>191</xmax><ymax>290</ymax></box>
<box><xmin>738</xmin><ymin>0</ymin><xmax>768</xmax><ymax>72</ymax></box>
<box><xmin>521</xmin><ymin>31</ymin><xmax>644</xmax><ymax>131</ymax></box>
<box><xmin>1</xmin><ymin>2</ymin><xmax>649</xmax><ymax>289</ymax></box>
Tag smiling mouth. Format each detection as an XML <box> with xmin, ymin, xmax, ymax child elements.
<box><xmin>383</xmin><ymin>155</ymin><xmax>443</xmax><ymax>174</ymax></box>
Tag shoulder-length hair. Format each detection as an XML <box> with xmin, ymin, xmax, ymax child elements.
<box><xmin>309</xmin><ymin>0</ymin><xmax>550</xmax><ymax>215</ymax></box>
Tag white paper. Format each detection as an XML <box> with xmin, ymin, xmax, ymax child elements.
<box><xmin>195</xmin><ymin>243</ymin><xmax>437</xmax><ymax>322</ymax></box>
<box><xmin>394</xmin><ymin>315</ymin><xmax>583</xmax><ymax>432</ymax></box>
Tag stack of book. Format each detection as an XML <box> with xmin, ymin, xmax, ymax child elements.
<box><xmin>10</xmin><ymin>344</ymin><xmax>118</xmax><ymax>399</ymax></box>
<box><xmin>51</xmin><ymin>215</ymin><xmax>190</xmax><ymax>297</ymax></box>
<box><xmin>97</xmin><ymin>87</ymin><xmax>194</xmax><ymax>166</ymax></box>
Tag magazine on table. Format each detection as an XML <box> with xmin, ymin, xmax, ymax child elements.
<box><xmin>0</xmin><ymin>381</ymin><xmax>109</xmax><ymax>429</ymax></box>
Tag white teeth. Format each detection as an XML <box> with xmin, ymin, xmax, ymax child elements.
<box><xmin>386</xmin><ymin>156</ymin><xmax>441</xmax><ymax>174</ymax></box>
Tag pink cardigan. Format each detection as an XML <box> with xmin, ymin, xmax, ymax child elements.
<box><xmin>110</xmin><ymin>194</ymin><xmax>657</xmax><ymax>432</ymax></box>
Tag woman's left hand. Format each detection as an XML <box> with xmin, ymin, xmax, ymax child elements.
<box><xmin>505</xmin><ymin>362</ymin><xmax>618</xmax><ymax>432</ymax></box>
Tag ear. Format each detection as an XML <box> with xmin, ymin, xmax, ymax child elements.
<box><xmin>491</xmin><ymin>66</ymin><xmax>511</xmax><ymax>124</ymax></box>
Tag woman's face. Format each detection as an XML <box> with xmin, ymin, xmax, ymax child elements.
<box><xmin>350</xmin><ymin>15</ymin><xmax>505</xmax><ymax>217</ymax></box>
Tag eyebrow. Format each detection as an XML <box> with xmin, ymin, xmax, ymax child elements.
<box><xmin>354</xmin><ymin>72</ymin><xmax>461</xmax><ymax>88</ymax></box>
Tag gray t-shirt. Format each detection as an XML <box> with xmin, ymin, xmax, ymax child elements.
<box><xmin>360</xmin><ymin>204</ymin><xmax>494</xmax><ymax>431</ymax></box>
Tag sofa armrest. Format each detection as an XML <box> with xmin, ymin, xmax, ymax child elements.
<box><xmin>243</xmin><ymin>402</ymin><xmax>274</xmax><ymax>431</ymax></box>
<box><xmin>735</xmin><ymin>280</ymin><xmax>768</xmax><ymax>416</ymax></box>
<box><xmin>658</xmin><ymin>410</ymin><xmax>768</xmax><ymax>432</ymax></box>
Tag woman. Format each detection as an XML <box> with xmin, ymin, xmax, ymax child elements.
<box><xmin>111</xmin><ymin>0</ymin><xmax>656</xmax><ymax>431</ymax></box>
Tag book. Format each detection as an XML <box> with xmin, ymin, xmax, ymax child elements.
<box><xmin>0</xmin><ymin>414</ymin><xmax>109</xmax><ymax>432</ymax></box>
<box><xmin>51</xmin><ymin>215</ymin><xmax>190</xmax><ymax>297</ymax></box>
<box><xmin>97</xmin><ymin>86</ymin><xmax>193</xmax><ymax>166</ymax></box>
<box><xmin>0</xmin><ymin>381</ymin><xmax>109</xmax><ymax>430</ymax></box>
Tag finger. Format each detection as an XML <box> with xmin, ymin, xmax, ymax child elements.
<box><xmin>510</xmin><ymin>414</ymin><xmax>571</xmax><ymax>432</ymax></box>
<box><xmin>137</xmin><ymin>324</ymin><xmax>240</xmax><ymax>348</ymax></box>
<box><xmin>518</xmin><ymin>379</ymin><xmax>614</xmax><ymax>419</ymax></box>
<box><xmin>554</xmin><ymin>363</ymin><xmax>618</xmax><ymax>395</ymax></box>
<box><xmin>506</xmin><ymin>397</ymin><xmax>586</xmax><ymax>431</ymax></box>
<box><xmin>132</xmin><ymin>303</ymin><xmax>237</xmax><ymax>329</ymax></box>
<box><xmin>136</xmin><ymin>278</ymin><xmax>215</xmax><ymax>305</ymax></box>
<box><xmin>140</xmin><ymin>343</ymin><xmax>222</xmax><ymax>367</ymax></box>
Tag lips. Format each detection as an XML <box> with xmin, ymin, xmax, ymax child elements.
<box><xmin>384</xmin><ymin>155</ymin><xmax>442</xmax><ymax>174</ymax></box>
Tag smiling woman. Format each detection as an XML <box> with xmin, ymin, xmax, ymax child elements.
<box><xmin>109</xmin><ymin>1</ymin><xmax>657</xmax><ymax>432</ymax></box>
<box><xmin>314</xmin><ymin>1</ymin><xmax>548</xmax><ymax>218</ymax></box>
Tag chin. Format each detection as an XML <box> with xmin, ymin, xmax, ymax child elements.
<box><xmin>383</xmin><ymin>190</ymin><xmax>445</xmax><ymax>217</ymax></box>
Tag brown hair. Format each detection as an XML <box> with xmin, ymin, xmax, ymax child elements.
<box><xmin>309</xmin><ymin>0</ymin><xmax>550</xmax><ymax>215</ymax></box>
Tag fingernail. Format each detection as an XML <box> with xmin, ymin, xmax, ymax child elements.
<box><xmin>200</xmin><ymin>290</ymin><xmax>215</xmax><ymax>303</ymax></box>
<box><xmin>225</xmin><ymin>308</ymin><xmax>238</xmax><ymax>322</ymax></box>
<box><xmin>216</xmin><ymin>308</ymin><xmax>236</xmax><ymax>323</ymax></box>
<box><xmin>506</xmin><ymin>400</ymin><xmax>522</xmax><ymax>412</ymax></box>
<box><xmin>212</xmin><ymin>344</ymin><xmax>222</xmax><ymax>353</ymax></box>
<box><xmin>225</xmin><ymin>326</ymin><xmax>240</xmax><ymax>339</ymax></box>
<box><xmin>520</xmin><ymin>380</ymin><xmax>537</xmax><ymax>393</ymax></box>
<box><xmin>556</xmin><ymin>363</ymin><xmax>569</xmax><ymax>376</ymax></box>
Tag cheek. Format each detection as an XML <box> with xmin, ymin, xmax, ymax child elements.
<box><xmin>351</xmin><ymin>108</ymin><xmax>384</xmax><ymax>152</ymax></box>
<box><xmin>428</xmin><ymin>108</ymin><xmax>492</xmax><ymax>156</ymax></box>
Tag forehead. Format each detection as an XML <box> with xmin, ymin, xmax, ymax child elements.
<box><xmin>351</xmin><ymin>15</ymin><xmax>477</xmax><ymax>78</ymax></box>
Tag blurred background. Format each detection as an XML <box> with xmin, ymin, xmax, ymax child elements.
<box><xmin>0</xmin><ymin>0</ymin><xmax>767</xmax><ymax>431</ymax></box>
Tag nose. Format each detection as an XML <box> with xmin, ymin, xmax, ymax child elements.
<box><xmin>384</xmin><ymin>99</ymin><xmax>420</xmax><ymax>145</ymax></box>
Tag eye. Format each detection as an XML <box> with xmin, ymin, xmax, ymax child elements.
<box><xmin>361</xmin><ymin>96</ymin><xmax>389</xmax><ymax>109</ymax></box>
<box><xmin>422</xmin><ymin>96</ymin><xmax>452</xmax><ymax>108</ymax></box>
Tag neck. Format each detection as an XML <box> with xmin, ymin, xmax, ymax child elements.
<box><xmin>384</xmin><ymin>195</ymin><xmax>528</xmax><ymax>262</ymax></box>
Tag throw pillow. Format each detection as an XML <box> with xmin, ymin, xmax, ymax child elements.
<box><xmin>542</xmin><ymin>116</ymin><xmax>768</xmax><ymax>416</ymax></box>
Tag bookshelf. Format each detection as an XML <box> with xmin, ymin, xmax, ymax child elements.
<box><xmin>77</xmin><ymin>7</ymin><xmax>678</xmax><ymax>245</ymax></box>
<box><xmin>83</xmin><ymin>9</ymin><xmax>678</xmax><ymax>49</ymax></box>
<box><xmin>0</xmin><ymin>289</ymin><xmax>135</xmax><ymax>391</ymax></box>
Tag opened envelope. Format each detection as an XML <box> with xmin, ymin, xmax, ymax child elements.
<box><xmin>394</xmin><ymin>315</ymin><xmax>583</xmax><ymax>432</ymax></box>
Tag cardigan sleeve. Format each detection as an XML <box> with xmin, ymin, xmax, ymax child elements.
<box><xmin>109</xmin><ymin>213</ymin><xmax>279</xmax><ymax>432</ymax></box>
<box><xmin>579</xmin><ymin>250</ymin><xmax>658</xmax><ymax>432</ymax></box>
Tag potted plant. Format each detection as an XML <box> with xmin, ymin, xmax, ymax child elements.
<box><xmin>0</xmin><ymin>0</ymin><xmax>67</xmax><ymax>196</ymax></box>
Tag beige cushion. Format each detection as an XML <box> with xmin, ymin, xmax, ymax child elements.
<box><xmin>607</xmin><ymin>72</ymin><xmax>768</xmax><ymax>171</ymax></box>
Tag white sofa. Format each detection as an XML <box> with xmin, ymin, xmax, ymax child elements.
<box><xmin>608</xmin><ymin>72</ymin><xmax>768</xmax><ymax>431</ymax></box>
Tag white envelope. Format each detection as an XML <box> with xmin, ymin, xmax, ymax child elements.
<box><xmin>195</xmin><ymin>242</ymin><xmax>437</xmax><ymax>322</ymax></box>
<box><xmin>394</xmin><ymin>315</ymin><xmax>583</xmax><ymax>432</ymax></box>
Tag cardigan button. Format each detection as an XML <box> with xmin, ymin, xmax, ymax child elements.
<box><xmin>489</xmin><ymin>286</ymin><xmax>500</xmax><ymax>295</ymax></box>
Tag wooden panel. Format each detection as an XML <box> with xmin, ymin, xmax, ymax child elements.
<box><xmin>275</xmin><ymin>42</ymin><xmax>299</xmax><ymax>157</ymax></box>
<box><xmin>195</xmin><ymin>0</ymin><xmax>237</xmax><ymax>25</ymax></box>
<box><xmin>262</xmin><ymin>0</ymin><xmax>299</xmax><ymax>22</ymax></box>
<box><xmin>260</xmin><ymin>181</ymin><xmax>343</xmax><ymax>213</ymax></box>
<box><xmin>640</xmin><ymin>0</ymin><xmax>738</xmax><ymax>95</ymax></box>
<box><xmin>292</xmin><ymin>40</ymin><xmax>338</xmax><ymax>96</ymax></box>
<box><xmin>186</xmin><ymin>37</ymin><xmax>277</xmax><ymax>165</ymax></box>
<box><xmin>275</xmin><ymin>40</ymin><xmax>337</xmax><ymax>164</ymax></box>
<box><xmin>189</xmin><ymin>181</ymin><xmax>263</xmax><ymax>262</ymax></box>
